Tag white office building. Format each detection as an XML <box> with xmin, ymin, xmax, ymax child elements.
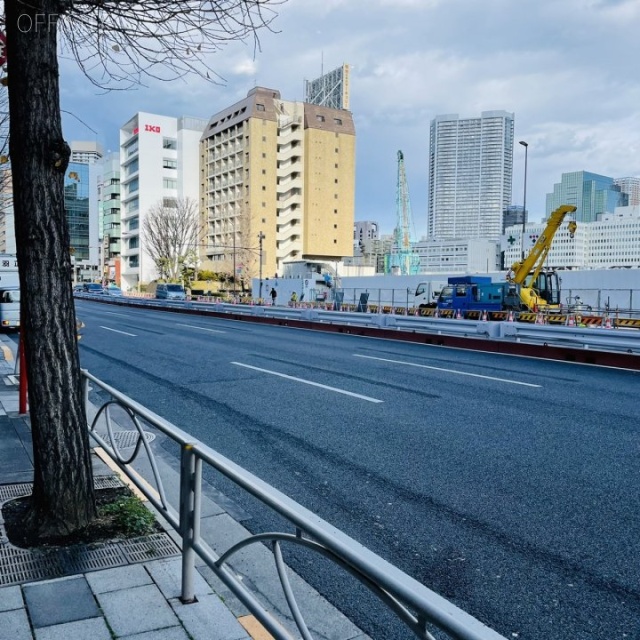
<box><xmin>503</xmin><ymin>205</ymin><xmax>640</xmax><ymax>270</ymax></box>
<box><xmin>428</xmin><ymin>111</ymin><xmax>514</xmax><ymax>241</ymax></box>
<box><xmin>119</xmin><ymin>113</ymin><xmax>207</xmax><ymax>290</ymax></box>
<box><xmin>414</xmin><ymin>237</ymin><xmax>500</xmax><ymax>273</ymax></box>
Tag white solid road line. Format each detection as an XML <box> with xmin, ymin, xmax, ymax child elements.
<box><xmin>232</xmin><ymin>362</ymin><xmax>384</xmax><ymax>403</ymax></box>
<box><xmin>99</xmin><ymin>326</ymin><xmax>137</xmax><ymax>337</ymax></box>
<box><xmin>354</xmin><ymin>354</ymin><xmax>542</xmax><ymax>387</ymax></box>
<box><xmin>177</xmin><ymin>323</ymin><xmax>226</xmax><ymax>334</ymax></box>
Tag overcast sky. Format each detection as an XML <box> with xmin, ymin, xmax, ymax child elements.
<box><xmin>59</xmin><ymin>0</ymin><xmax>640</xmax><ymax>236</ymax></box>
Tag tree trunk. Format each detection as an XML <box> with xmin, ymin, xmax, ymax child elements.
<box><xmin>6</xmin><ymin>0</ymin><xmax>96</xmax><ymax>536</ymax></box>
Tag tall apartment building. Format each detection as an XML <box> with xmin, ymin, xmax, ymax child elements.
<box><xmin>428</xmin><ymin>111</ymin><xmax>514</xmax><ymax>241</ymax></box>
<box><xmin>119</xmin><ymin>113</ymin><xmax>207</xmax><ymax>290</ymax></box>
<box><xmin>545</xmin><ymin>171</ymin><xmax>626</xmax><ymax>222</ymax></box>
<box><xmin>200</xmin><ymin>87</ymin><xmax>356</xmax><ymax>280</ymax></box>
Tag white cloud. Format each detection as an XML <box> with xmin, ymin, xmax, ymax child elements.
<box><xmin>58</xmin><ymin>0</ymin><xmax>640</xmax><ymax>230</ymax></box>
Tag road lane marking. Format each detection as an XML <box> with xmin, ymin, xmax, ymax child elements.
<box><xmin>177</xmin><ymin>323</ymin><xmax>226</xmax><ymax>334</ymax></box>
<box><xmin>232</xmin><ymin>362</ymin><xmax>384</xmax><ymax>403</ymax></box>
<box><xmin>101</xmin><ymin>311</ymin><xmax>131</xmax><ymax>317</ymax></box>
<box><xmin>100</xmin><ymin>326</ymin><xmax>137</xmax><ymax>337</ymax></box>
<box><xmin>354</xmin><ymin>354</ymin><xmax>541</xmax><ymax>387</ymax></box>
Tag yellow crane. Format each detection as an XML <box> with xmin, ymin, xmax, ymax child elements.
<box><xmin>507</xmin><ymin>204</ymin><xmax>577</xmax><ymax>311</ymax></box>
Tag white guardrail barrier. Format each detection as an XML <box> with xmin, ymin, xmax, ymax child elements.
<box><xmin>76</xmin><ymin>293</ymin><xmax>640</xmax><ymax>355</ymax></box>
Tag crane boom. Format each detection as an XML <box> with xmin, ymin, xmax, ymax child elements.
<box><xmin>508</xmin><ymin>204</ymin><xmax>577</xmax><ymax>311</ymax></box>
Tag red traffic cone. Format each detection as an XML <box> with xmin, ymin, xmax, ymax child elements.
<box><xmin>567</xmin><ymin>313</ymin><xmax>575</xmax><ymax>326</ymax></box>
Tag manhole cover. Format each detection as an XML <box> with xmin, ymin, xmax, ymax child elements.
<box><xmin>111</xmin><ymin>430</ymin><xmax>156</xmax><ymax>449</ymax></box>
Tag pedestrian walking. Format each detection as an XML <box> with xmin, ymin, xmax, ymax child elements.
<box><xmin>270</xmin><ymin>287</ymin><xmax>277</xmax><ymax>305</ymax></box>
<box><xmin>290</xmin><ymin>291</ymin><xmax>298</xmax><ymax>306</ymax></box>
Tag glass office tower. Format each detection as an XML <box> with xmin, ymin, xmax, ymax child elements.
<box><xmin>545</xmin><ymin>171</ymin><xmax>626</xmax><ymax>223</ymax></box>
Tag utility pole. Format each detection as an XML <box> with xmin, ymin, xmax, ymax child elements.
<box><xmin>258</xmin><ymin>232</ymin><xmax>265</xmax><ymax>300</ymax></box>
<box><xmin>232</xmin><ymin>216</ymin><xmax>236</xmax><ymax>294</ymax></box>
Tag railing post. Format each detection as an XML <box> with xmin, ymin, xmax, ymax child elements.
<box><xmin>180</xmin><ymin>444</ymin><xmax>202</xmax><ymax>603</ymax></box>
<box><xmin>81</xmin><ymin>369</ymin><xmax>89</xmax><ymax>423</ymax></box>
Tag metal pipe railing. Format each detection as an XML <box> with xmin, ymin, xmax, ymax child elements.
<box><xmin>81</xmin><ymin>368</ymin><xmax>506</xmax><ymax>640</ymax></box>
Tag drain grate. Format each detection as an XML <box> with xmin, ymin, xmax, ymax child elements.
<box><xmin>111</xmin><ymin>430</ymin><xmax>156</xmax><ymax>449</ymax></box>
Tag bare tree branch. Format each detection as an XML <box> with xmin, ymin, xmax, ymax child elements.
<box><xmin>143</xmin><ymin>197</ymin><xmax>199</xmax><ymax>281</ymax></box>
<box><xmin>56</xmin><ymin>1</ymin><xmax>284</xmax><ymax>89</ymax></box>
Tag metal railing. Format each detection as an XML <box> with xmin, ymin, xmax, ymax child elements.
<box><xmin>81</xmin><ymin>369</ymin><xmax>506</xmax><ymax>640</ymax></box>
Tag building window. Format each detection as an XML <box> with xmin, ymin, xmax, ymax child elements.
<box><xmin>163</xmin><ymin>197</ymin><xmax>177</xmax><ymax>208</ymax></box>
<box><xmin>126</xmin><ymin>178</ymin><xmax>139</xmax><ymax>195</ymax></box>
<box><xmin>129</xmin><ymin>217</ymin><xmax>139</xmax><ymax>230</ymax></box>
<box><xmin>163</xmin><ymin>158</ymin><xmax>178</xmax><ymax>169</ymax></box>
<box><xmin>316</xmin><ymin>115</ymin><xmax>325</xmax><ymax>122</ymax></box>
<box><xmin>163</xmin><ymin>138</ymin><xmax>177</xmax><ymax>150</ymax></box>
<box><xmin>257</xmin><ymin>103</ymin><xmax>265</xmax><ymax>111</ymax></box>
<box><xmin>262</xmin><ymin>136</ymin><xmax>266</xmax><ymax>142</ymax></box>
<box><xmin>262</xmin><ymin>169</ymin><xmax>266</xmax><ymax>175</ymax></box>
<box><xmin>163</xmin><ymin>178</ymin><xmax>177</xmax><ymax>189</ymax></box>
<box><xmin>262</xmin><ymin>153</ymin><xmax>266</xmax><ymax>158</ymax></box>
<box><xmin>334</xmin><ymin>118</ymin><xmax>342</xmax><ymax>125</ymax></box>
<box><xmin>129</xmin><ymin>237</ymin><xmax>139</xmax><ymax>249</ymax></box>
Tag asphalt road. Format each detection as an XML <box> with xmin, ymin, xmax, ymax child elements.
<box><xmin>74</xmin><ymin>300</ymin><xmax>640</xmax><ymax>640</ymax></box>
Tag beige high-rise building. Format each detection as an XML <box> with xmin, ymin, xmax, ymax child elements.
<box><xmin>200</xmin><ymin>87</ymin><xmax>356</xmax><ymax>282</ymax></box>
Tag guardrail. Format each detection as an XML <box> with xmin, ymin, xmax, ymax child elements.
<box><xmin>81</xmin><ymin>369</ymin><xmax>506</xmax><ymax>640</ymax></box>
<box><xmin>500</xmin><ymin>322</ymin><xmax>640</xmax><ymax>353</ymax></box>
<box><xmin>76</xmin><ymin>294</ymin><xmax>640</xmax><ymax>355</ymax></box>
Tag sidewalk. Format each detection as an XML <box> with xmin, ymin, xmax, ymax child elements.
<box><xmin>0</xmin><ymin>339</ymin><xmax>266</xmax><ymax>640</ymax></box>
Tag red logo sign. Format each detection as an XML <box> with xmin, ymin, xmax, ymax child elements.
<box><xmin>145</xmin><ymin>124</ymin><xmax>161</xmax><ymax>133</ymax></box>
<box><xmin>133</xmin><ymin>127</ymin><xmax>139</xmax><ymax>135</ymax></box>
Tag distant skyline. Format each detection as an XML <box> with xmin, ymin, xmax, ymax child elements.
<box><xmin>58</xmin><ymin>0</ymin><xmax>640</xmax><ymax>235</ymax></box>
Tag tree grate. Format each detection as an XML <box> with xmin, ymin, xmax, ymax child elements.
<box><xmin>0</xmin><ymin>484</ymin><xmax>32</xmax><ymax>502</ymax></box>
<box><xmin>60</xmin><ymin>544</ymin><xmax>128</xmax><ymax>574</ymax></box>
<box><xmin>0</xmin><ymin>478</ymin><xmax>180</xmax><ymax>586</ymax></box>
<box><xmin>119</xmin><ymin>534</ymin><xmax>180</xmax><ymax>563</ymax></box>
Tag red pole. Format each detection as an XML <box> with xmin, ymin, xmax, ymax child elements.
<box><xmin>19</xmin><ymin>329</ymin><xmax>28</xmax><ymax>414</ymax></box>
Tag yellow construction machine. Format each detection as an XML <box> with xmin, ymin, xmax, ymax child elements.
<box><xmin>507</xmin><ymin>204</ymin><xmax>577</xmax><ymax>312</ymax></box>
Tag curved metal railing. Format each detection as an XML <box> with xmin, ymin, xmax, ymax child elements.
<box><xmin>81</xmin><ymin>368</ymin><xmax>506</xmax><ymax>640</ymax></box>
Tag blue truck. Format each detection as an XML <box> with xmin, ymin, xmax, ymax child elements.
<box><xmin>436</xmin><ymin>276</ymin><xmax>520</xmax><ymax>313</ymax></box>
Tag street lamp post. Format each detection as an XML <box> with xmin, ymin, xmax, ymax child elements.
<box><xmin>258</xmin><ymin>232</ymin><xmax>265</xmax><ymax>301</ymax></box>
<box><xmin>519</xmin><ymin>140</ymin><xmax>528</xmax><ymax>261</ymax></box>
